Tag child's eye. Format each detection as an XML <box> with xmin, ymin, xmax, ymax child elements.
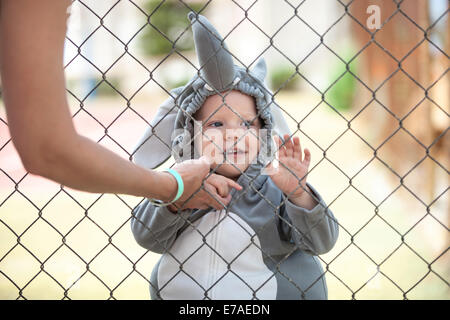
<box><xmin>208</xmin><ymin>121</ymin><xmax>223</xmax><ymax>128</ymax></box>
<box><xmin>241</xmin><ymin>120</ymin><xmax>253</xmax><ymax>128</ymax></box>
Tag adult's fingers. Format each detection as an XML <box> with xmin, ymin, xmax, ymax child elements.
<box><xmin>199</xmin><ymin>155</ymin><xmax>217</xmax><ymax>170</ymax></box>
<box><xmin>213</xmin><ymin>193</ymin><xmax>232</xmax><ymax>210</ymax></box>
<box><xmin>206</xmin><ymin>174</ymin><xmax>226</xmax><ymax>197</ymax></box>
<box><xmin>171</xmin><ymin>158</ymin><xmax>210</xmax><ymax>205</ymax></box>
<box><xmin>207</xmin><ymin>174</ymin><xmax>242</xmax><ymax>200</ymax></box>
<box><xmin>176</xmin><ymin>185</ymin><xmax>229</xmax><ymax>211</ymax></box>
<box><xmin>203</xmin><ymin>183</ymin><xmax>232</xmax><ymax>210</ymax></box>
<box><xmin>210</xmin><ymin>176</ymin><xmax>228</xmax><ymax>197</ymax></box>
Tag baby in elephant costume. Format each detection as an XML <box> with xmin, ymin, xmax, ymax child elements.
<box><xmin>130</xmin><ymin>12</ymin><xmax>339</xmax><ymax>300</ymax></box>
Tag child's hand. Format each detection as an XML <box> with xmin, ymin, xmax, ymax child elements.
<box><xmin>168</xmin><ymin>157</ymin><xmax>242</xmax><ymax>212</ymax></box>
<box><xmin>168</xmin><ymin>174</ymin><xmax>241</xmax><ymax>212</ymax></box>
<box><xmin>206</xmin><ymin>173</ymin><xmax>242</xmax><ymax>198</ymax></box>
<box><xmin>266</xmin><ymin>134</ymin><xmax>311</xmax><ymax>201</ymax></box>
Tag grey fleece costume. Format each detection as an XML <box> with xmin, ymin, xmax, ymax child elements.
<box><xmin>132</xmin><ymin>164</ymin><xmax>338</xmax><ymax>300</ymax></box>
<box><xmin>130</xmin><ymin>13</ymin><xmax>339</xmax><ymax>300</ymax></box>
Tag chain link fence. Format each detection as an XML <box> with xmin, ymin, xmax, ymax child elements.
<box><xmin>0</xmin><ymin>0</ymin><xmax>448</xmax><ymax>299</ymax></box>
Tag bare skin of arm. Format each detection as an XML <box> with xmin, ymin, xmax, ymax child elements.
<box><xmin>0</xmin><ymin>0</ymin><xmax>240</xmax><ymax>208</ymax></box>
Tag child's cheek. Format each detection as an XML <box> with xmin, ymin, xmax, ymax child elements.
<box><xmin>202</xmin><ymin>139</ymin><xmax>224</xmax><ymax>164</ymax></box>
<box><xmin>200</xmin><ymin>128</ymin><xmax>224</xmax><ymax>161</ymax></box>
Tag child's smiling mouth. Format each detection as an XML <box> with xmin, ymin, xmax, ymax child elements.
<box><xmin>224</xmin><ymin>149</ymin><xmax>248</xmax><ymax>162</ymax></box>
<box><xmin>225</xmin><ymin>149</ymin><xmax>247</xmax><ymax>155</ymax></box>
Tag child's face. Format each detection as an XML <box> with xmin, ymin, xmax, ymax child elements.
<box><xmin>194</xmin><ymin>90</ymin><xmax>262</xmax><ymax>179</ymax></box>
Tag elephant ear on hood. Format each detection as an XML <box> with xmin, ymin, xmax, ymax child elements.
<box><xmin>188</xmin><ymin>12</ymin><xmax>236</xmax><ymax>92</ymax></box>
<box><xmin>250</xmin><ymin>58</ymin><xmax>267</xmax><ymax>83</ymax></box>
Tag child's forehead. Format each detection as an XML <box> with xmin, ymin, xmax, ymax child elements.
<box><xmin>196</xmin><ymin>90</ymin><xmax>257</xmax><ymax>119</ymax></box>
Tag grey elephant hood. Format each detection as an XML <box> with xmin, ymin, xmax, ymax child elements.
<box><xmin>132</xmin><ymin>12</ymin><xmax>291</xmax><ymax>170</ymax></box>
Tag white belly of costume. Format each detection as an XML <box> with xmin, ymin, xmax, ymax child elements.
<box><xmin>158</xmin><ymin>210</ymin><xmax>277</xmax><ymax>299</ymax></box>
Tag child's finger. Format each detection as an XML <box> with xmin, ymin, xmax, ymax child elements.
<box><xmin>224</xmin><ymin>177</ymin><xmax>243</xmax><ymax>191</ymax></box>
<box><xmin>284</xmin><ymin>134</ymin><xmax>293</xmax><ymax>158</ymax></box>
<box><xmin>293</xmin><ymin>136</ymin><xmax>302</xmax><ymax>161</ymax></box>
<box><xmin>216</xmin><ymin>178</ymin><xmax>230</xmax><ymax>197</ymax></box>
<box><xmin>207</xmin><ymin>174</ymin><xmax>242</xmax><ymax>196</ymax></box>
<box><xmin>273</xmin><ymin>135</ymin><xmax>282</xmax><ymax>148</ymax></box>
<box><xmin>274</xmin><ymin>135</ymin><xmax>286</xmax><ymax>158</ymax></box>
<box><xmin>303</xmin><ymin>148</ymin><xmax>311</xmax><ymax>167</ymax></box>
<box><xmin>210</xmin><ymin>193</ymin><xmax>232</xmax><ymax>210</ymax></box>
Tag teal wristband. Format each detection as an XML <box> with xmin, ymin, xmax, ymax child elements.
<box><xmin>148</xmin><ymin>169</ymin><xmax>184</xmax><ymax>207</ymax></box>
<box><xmin>164</xmin><ymin>168</ymin><xmax>184</xmax><ymax>203</ymax></box>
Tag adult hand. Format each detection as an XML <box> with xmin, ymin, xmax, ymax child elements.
<box><xmin>166</xmin><ymin>156</ymin><xmax>242</xmax><ymax>211</ymax></box>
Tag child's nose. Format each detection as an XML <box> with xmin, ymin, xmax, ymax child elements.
<box><xmin>225</xmin><ymin>128</ymin><xmax>246</xmax><ymax>141</ymax></box>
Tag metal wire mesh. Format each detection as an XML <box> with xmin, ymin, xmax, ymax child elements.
<box><xmin>0</xmin><ymin>0</ymin><xmax>448</xmax><ymax>300</ymax></box>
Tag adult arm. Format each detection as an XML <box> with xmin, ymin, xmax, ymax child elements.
<box><xmin>0</xmin><ymin>0</ymin><xmax>240</xmax><ymax>207</ymax></box>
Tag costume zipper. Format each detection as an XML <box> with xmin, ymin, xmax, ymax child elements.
<box><xmin>206</xmin><ymin>212</ymin><xmax>214</xmax><ymax>298</ymax></box>
<box><xmin>208</xmin><ymin>209</ymin><xmax>222</xmax><ymax>299</ymax></box>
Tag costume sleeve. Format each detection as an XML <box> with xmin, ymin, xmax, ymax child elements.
<box><xmin>280</xmin><ymin>183</ymin><xmax>339</xmax><ymax>255</ymax></box>
<box><xmin>130</xmin><ymin>199</ymin><xmax>192</xmax><ymax>254</ymax></box>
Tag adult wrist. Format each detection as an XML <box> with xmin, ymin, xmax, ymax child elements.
<box><xmin>153</xmin><ymin>170</ymin><xmax>178</xmax><ymax>202</ymax></box>
<box><xmin>167</xmin><ymin>203</ymin><xmax>179</xmax><ymax>213</ymax></box>
<box><xmin>148</xmin><ymin>169</ymin><xmax>185</xmax><ymax>208</ymax></box>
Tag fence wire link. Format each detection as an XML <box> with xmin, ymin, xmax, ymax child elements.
<box><xmin>0</xmin><ymin>0</ymin><xmax>449</xmax><ymax>300</ymax></box>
